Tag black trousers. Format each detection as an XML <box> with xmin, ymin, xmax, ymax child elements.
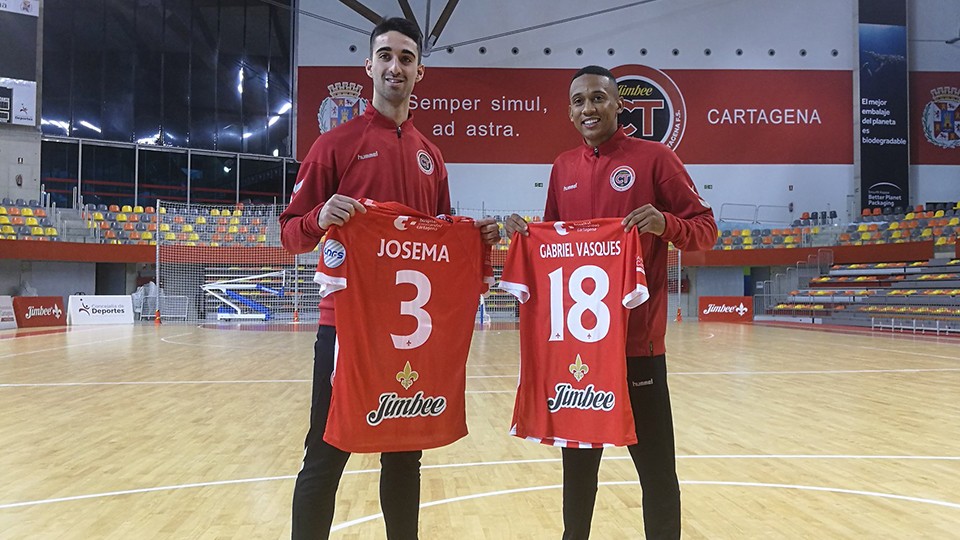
<box><xmin>291</xmin><ymin>325</ymin><xmax>422</xmax><ymax>540</ymax></box>
<box><xmin>561</xmin><ymin>355</ymin><xmax>681</xmax><ymax>540</ymax></box>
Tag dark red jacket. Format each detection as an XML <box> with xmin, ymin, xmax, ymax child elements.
<box><xmin>279</xmin><ymin>106</ymin><xmax>451</xmax><ymax>325</ymax></box>
<box><xmin>544</xmin><ymin>129</ymin><xmax>717</xmax><ymax>356</ymax></box>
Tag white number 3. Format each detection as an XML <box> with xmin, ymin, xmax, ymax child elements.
<box><xmin>391</xmin><ymin>269</ymin><xmax>432</xmax><ymax>349</ymax></box>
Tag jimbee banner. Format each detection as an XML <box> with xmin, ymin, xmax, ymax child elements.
<box><xmin>858</xmin><ymin>0</ymin><xmax>909</xmax><ymax>210</ymax></box>
<box><xmin>297</xmin><ymin>66</ymin><xmax>852</xmax><ymax>166</ymax></box>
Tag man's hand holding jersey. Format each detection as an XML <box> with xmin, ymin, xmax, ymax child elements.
<box><xmin>503</xmin><ymin>213</ymin><xmax>529</xmax><ymax>238</ymax></box>
<box><xmin>622</xmin><ymin>204</ymin><xmax>665</xmax><ymax>236</ymax></box>
<box><xmin>474</xmin><ymin>217</ymin><xmax>501</xmax><ymax>245</ymax></box>
<box><xmin>318</xmin><ymin>194</ymin><xmax>367</xmax><ymax>230</ymax></box>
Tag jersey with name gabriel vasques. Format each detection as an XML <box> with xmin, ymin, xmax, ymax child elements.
<box><xmin>315</xmin><ymin>199</ymin><xmax>493</xmax><ymax>453</ymax></box>
<box><xmin>499</xmin><ymin>219</ymin><xmax>649</xmax><ymax>448</ymax></box>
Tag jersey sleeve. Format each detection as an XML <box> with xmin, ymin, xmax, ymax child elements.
<box><xmin>622</xmin><ymin>230</ymin><xmax>650</xmax><ymax>309</ymax></box>
<box><xmin>314</xmin><ymin>228</ymin><xmax>348</xmax><ymax>298</ymax></box>
<box><xmin>497</xmin><ymin>233</ymin><xmax>531</xmax><ymax>303</ymax></box>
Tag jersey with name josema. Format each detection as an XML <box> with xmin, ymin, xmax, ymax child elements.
<box><xmin>499</xmin><ymin>219</ymin><xmax>649</xmax><ymax>448</ymax></box>
<box><xmin>314</xmin><ymin>199</ymin><xmax>492</xmax><ymax>453</ymax></box>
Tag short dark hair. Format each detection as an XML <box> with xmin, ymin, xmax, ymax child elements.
<box><xmin>370</xmin><ymin>17</ymin><xmax>423</xmax><ymax>63</ymax></box>
<box><xmin>572</xmin><ymin>65</ymin><xmax>617</xmax><ymax>86</ymax></box>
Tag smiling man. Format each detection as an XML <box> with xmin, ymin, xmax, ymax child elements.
<box><xmin>280</xmin><ymin>17</ymin><xmax>498</xmax><ymax>540</ymax></box>
<box><xmin>504</xmin><ymin>65</ymin><xmax>717</xmax><ymax>539</ymax></box>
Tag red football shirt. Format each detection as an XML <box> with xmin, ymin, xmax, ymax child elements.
<box><xmin>499</xmin><ymin>219</ymin><xmax>649</xmax><ymax>448</ymax></box>
<box><xmin>315</xmin><ymin>200</ymin><xmax>492</xmax><ymax>453</ymax></box>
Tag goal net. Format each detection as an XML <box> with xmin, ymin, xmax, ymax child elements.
<box><xmin>153</xmin><ymin>200</ymin><xmax>320</xmax><ymax>325</ymax></box>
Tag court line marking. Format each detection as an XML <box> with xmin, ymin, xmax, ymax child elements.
<box><xmin>0</xmin><ymin>333</ymin><xmax>140</xmax><ymax>360</ymax></box>
<box><xmin>331</xmin><ymin>479</ymin><xmax>960</xmax><ymax>531</ymax></box>
<box><xmin>758</xmin><ymin>332</ymin><xmax>960</xmax><ymax>361</ymax></box>
<box><xmin>3</xmin><ymin>454</ymin><xmax>959</xmax><ymax>511</ymax></box>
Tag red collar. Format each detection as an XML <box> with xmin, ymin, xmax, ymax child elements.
<box><xmin>581</xmin><ymin>128</ymin><xmax>628</xmax><ymax>157</ymax></box>
<box><xmin>364</xmin><ymin>105</ymin><xmax>416</xmax><ymax>131</ymax></box>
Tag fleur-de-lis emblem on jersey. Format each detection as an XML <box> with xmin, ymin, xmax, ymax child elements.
<box><xmin>396</xmin><ymin>361</ymin><xmax>419</xmax><ymax>390</ymax></box>
<box><xmin>569</xmin><ymin>354</ymin><xmax>589</xmax><ymax>382</ymax></box>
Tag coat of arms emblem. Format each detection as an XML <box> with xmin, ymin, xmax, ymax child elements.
<box><xmin>318</xmin><ymin>82</ymin><xmax>367</xmax><ymax>134</ymax></box>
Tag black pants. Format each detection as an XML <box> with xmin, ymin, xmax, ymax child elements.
<box><xmin>291</xmin><ymin>325</ymin><xmax>422</xmax><ymax>540</ymax></box>
<box><xmin>561</xmin><ymin>355</ymin><xmax>681</xmax><ymax>540</ymax></box>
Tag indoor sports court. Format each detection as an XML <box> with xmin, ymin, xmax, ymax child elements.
<box><xmin>2</xmin><ymin>1</ymin><xmax>959</xmax><ymax>538</ymax></box>
<box><xmin>2</xmin><ymin>323</ymin><xmax>959</xmax><ymax>538</ymax></box>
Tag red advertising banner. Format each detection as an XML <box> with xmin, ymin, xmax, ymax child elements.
<box><xmin>698</xmin><ymin>296</ymin><xmax>754</xmax><ymax>323</ymax></box>
<box><xmin>12</xmin><ymin>296</ymin><xmax>66</xmax><ymax>328</ymax></box>
<box><xmin>297</xmin><ymin>66</ymin><xmax>853</xmax><ymax>165</ymax></box>
<box><xmin>910</xmin><ymin>71</ymin><xmax>960</xmax><ymax>165</ymax></box>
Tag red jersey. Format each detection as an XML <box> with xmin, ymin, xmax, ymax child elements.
<box><xmin>315</xmin><ymin>200</ymin><xmax>492</xmax><ymax>453</ymax></box>
<box><xmin>279</xmin><ymin>106</ymin><xmax>451</xmax><ymax>326</ymax></box>
<box><xmin>499</xmin><ymin>219</ymin><xmax>649</xmax><ymax>447</ymax></box>
<box><xmin>544</xmin><ymin>129</ymin><xmax>716</xmax><ymax>356</ymax></box>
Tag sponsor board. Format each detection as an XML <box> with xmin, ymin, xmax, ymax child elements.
<box><xmin>698</xmin><ymin>296</ymin><xmax>753</xmax><ymax>323</ymax></box>
<box><xmin>0</xmin><ymin>295</ymin><xmax>16</xmax><ymax>329</ymax></box>
<box><xmin>0</xmin><ymin>77</ymin><xmax>36</xmax><ymax>126</ymax></box>
<box><xmin>67</xmin><ymin>295</ymin><xmax>134</xmax><ymax>325</ymax></box>
<box><xmin>12</xmin><ymin>296</ymin><xmax>67</xmax><ymax>328</ymax></box>
<box><xmin>297</xmin><ymin>67</ymin><xmax>852</xmax><ymax>165</ymax></box>
<box><xmin>0</xmin><ymin>1</ymin><xmax>40</xmax><ymax>16</ymax></box>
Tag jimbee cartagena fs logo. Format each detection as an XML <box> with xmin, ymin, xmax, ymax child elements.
<box><xmin>612</xmin><ymin>65</ymin><xmax>686</xmax><ymax>150</ymax></box>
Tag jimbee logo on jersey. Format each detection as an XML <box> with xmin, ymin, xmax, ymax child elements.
<box><xmin>318</xmin><ymin>82</ymin><xmax>368</xmax><ymax>134</ymax></box>
<box><xmin>610</xmin><ymin>165</ymin><xmax>635</xmax><ymax>192</ymax></box>
<box><xmin>366</xmin><ymin>363</ymin><xmax>448</xmax><ymax>427</ymax></box>
<box><xmin>547</xmin><ymin>354</ymin><xmax>616</xmax><ymax>413</ymax></box>
<box><xmin>612</xmin><ymin>65</ymin><xmax>686</xmax><ymax>150</ymax></box>
<box><xmin>416</xmin><ymin>150</ymin><xmax>435</xmax><ymax>175</ymax></box>
<box><xmin>321</xmin><ymin>239</ymin><xmax>346</xmax><ymax>268</ymax></box>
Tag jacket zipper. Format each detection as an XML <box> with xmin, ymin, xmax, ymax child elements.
<box><xmin>396</xmin><ymin>125</ymin><xmax>407</xmax><ymax>203</ymax></box>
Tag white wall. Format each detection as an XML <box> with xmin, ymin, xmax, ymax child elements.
<box><xmin>0</xmin><ymin>127</ymin><xmax>42</xmax><ymax>202</ymax></box>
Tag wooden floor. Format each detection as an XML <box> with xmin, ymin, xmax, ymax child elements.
<box><xmin>1</xmin><ymin>322</ymin><xmax>959</xmax><ymax>539</ymax></box>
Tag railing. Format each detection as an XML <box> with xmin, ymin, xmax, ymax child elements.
<box><xmin>870</xmin><ymin>316</ymin><xmax>960</xmax><ymax>335</ymax></box>
<box><xmin>718</xmin><ymin>203</ymin><xmax>792</xmax><ymax>225</ymax></box>
<box><xmin>754</xmin><ymin>249</ymin><xmax>833</xmax><ymax>315</ymax></box>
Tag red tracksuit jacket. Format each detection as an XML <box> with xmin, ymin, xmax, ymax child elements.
<box><xmin>279</xmin><ymin>106</ymin><xmax>451</xmax><ymax>326</ymax></box>
<box><xmin>543</xmin><ymin>128</ymin><xmax>717</xmax><ymax>357</ymax></box>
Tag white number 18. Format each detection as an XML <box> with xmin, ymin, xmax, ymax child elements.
<box><xmin>547</xmin><ymin>265</ymin><xmax>610</xmax><ymax>343</ymax></box>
